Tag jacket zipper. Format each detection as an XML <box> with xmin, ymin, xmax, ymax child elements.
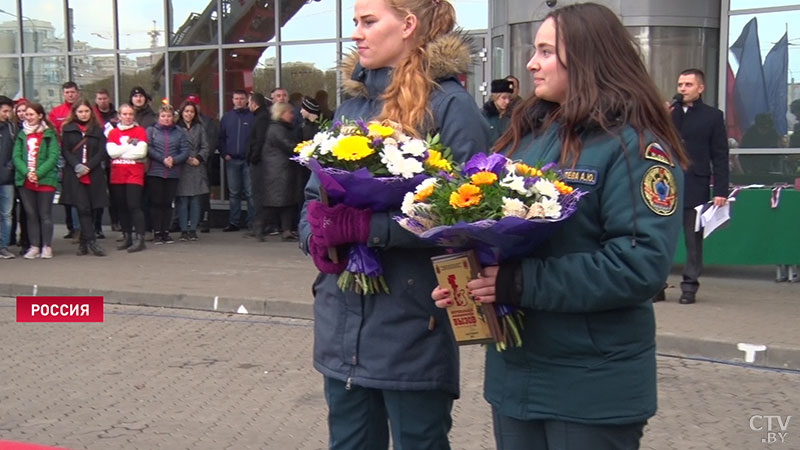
<box><xmin>163</xmin><ymin>128</ymin><xmax>169</xmax><ymax>178</ymax></box>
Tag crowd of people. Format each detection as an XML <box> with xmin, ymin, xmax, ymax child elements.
<box><xmin>0</xmin><ymin>81</ymin><xmax>329</xmax><ymax>259</ymax></box>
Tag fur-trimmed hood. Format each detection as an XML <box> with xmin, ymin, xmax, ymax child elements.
<box><xmin>340</xmin><ymin>32</ymin><xmax>474</xmax><ymax>99</ymax></box>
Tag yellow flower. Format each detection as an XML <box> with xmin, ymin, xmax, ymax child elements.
<box><xmin>414</xmin><ymin>184</ymin><xmax>435</xmax><ymax>202</ymax></box>
<box><xmin>554</xmin><ymin>180</ymin><xmax>574</xmax><ymax>194</ymax></box>
<box><xmin>449</xmin><ymin>183</ymin><xmax>482</xmax><ymax>208</ymax></box>
<box><xmin>294</xmin><ymin>140</ymin><xmax>311</xmax><ymax>154</ymax></box>
<box><xmin>515</xmin><ymin>163</ymin><xmax>540</xmax><ymax>177</ymax></box>
<box><xmin>332</xmin><ymin>135</ymin><xmax>374</xmax><ymax>161</ymax></box>
<box><xmin>367</xmin><ymin>123</ymin><xmax>395</xmax><ymax>138</ymax></box>
<box><xmin>470</xmin><ymin>171</ymin><xmax>498</xmax><ymax>186</ymax></box>
<box><xmin>425</xmin><ymin>150</ymin><xmax>452</xmax><ymax>172</ymax></box>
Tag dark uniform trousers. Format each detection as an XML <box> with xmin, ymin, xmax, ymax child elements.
<box><xmin>323</xmin><ymin>376</ymin><xmax>453</xmax><ymax>450</ymax></box>
<box><xmin>681</xmin><ymin>207</ymin><xmax>703</xmax><ymax>297</ymax></box>
<box><xmin>492</xmin><ymin>408</ymin><xmax>646</xmax><ymax>450</ymax></box>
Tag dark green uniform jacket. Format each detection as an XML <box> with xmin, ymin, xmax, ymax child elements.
<box><xmin>486</xmin><ymin>123</ymin><xmax>684</xmax><ymax>425</ymax></box>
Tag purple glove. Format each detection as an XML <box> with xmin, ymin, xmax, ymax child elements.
<box><xmin>309</xmin><ymin>235</ymin><xmax>347</xmax><ymax>274</ymax></box>
<box><xmin>307</xmin><ymin>202</ymin><xmax>372</xmax><ymax>247</ymax></box>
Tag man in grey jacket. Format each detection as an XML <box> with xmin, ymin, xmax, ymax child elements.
<box><xmin>0</xmin><ymin>95</ymin><xmax>16</xmax><ymax>258</ymax></box>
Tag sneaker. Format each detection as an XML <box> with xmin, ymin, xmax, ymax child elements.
<box><xmin>0</xmin><ymin>247</ymin><xmax>15</xmax><ymax>259</ymax></box>
<box><xmin>154</xmin><ymin>232</ymin><xmax>165</xmax><ymax>245</ymax></box>
<box><xmin>63</xmin><ymin>230</ymin><xmax>75</xmax><ymax>239</ymax></box>
<box><xmin>189</xmin><ymin>231</ymin><xmax>198</xmax><ymax>241</ymax></box>
<box><xmin>40</xmin><ymin>246</ymin><xmax>53</xmax><ymax>259</ymax></box>
<box><xmin>179</xmin><ymin>231</ymin><xmax>190</xmax><ymax>241</ymax></box>
<box><xmin>95</xmin><ymin>231</ymin><xmax>106</xmax><ymax>239</ymax></box>
<box><xmin>23</xmin><ymin>247</ymin><xmax>40</xmax><ymax>259</ymax></box>
<box><xmin>162</xmin><ymin>233</ymin><xmax>175</xmax><ymax>244</ymax></box>
<box><xmin>222</xmin><ymin>224</ymin><xmax>240</xmax><ymax>232</ymax></box>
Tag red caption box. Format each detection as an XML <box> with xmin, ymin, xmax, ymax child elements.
<box><xmin>16</xmin><ymin>296</ymin><xmax>104</xmax><ymax>322</ymax></box>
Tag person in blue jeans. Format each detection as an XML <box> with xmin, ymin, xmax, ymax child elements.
<box><xmin>0</xmin><ymin>95</ymin><xmax>16</xmax><ymax>258</ymax></box>
<box><xmin>218</xmin><ymin>89</ymin><xmax>253</xmax><ymax>231</ymax></box>
<box><xmin>175</xmin><ymin>101</ymin><xmax>210</xmax><ymax>241</ymax></box>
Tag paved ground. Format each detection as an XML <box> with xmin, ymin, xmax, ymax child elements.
<box><xmin>1</xmin><ymin>225</ymin><xmax>798</xmax><ymax>370</ymax></box>
<box><xmin>1</xmin><ymin>301</ymin><xmax>797</xmax><ymax>450</ymax></box>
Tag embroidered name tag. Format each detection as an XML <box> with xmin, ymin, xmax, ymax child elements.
<box><xmin>561</xmin><ymin>169</ymin><xmax>597</xmax><ymax>185</ymax></box>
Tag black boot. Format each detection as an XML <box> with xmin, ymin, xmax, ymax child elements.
<box><xmin>117</xmin><ymin>233</ymin><xmax>133</xmax><ymax>250</ymax></box>
<box><xmin>87</xmin><ymin>240</ymin><xmax>106</xmax><ymax>257</ymax></box>
<box><xmin>127</xmin><ymin>234</ymin><xmax>146</xmax><ymax>253</ymax></box>
<box><xmin>76</xmin><ymin>238</ymin><xmax>88</xmax><ymax>256</ymax></box>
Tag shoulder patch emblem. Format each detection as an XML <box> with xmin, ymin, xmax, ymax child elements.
<box><xmin>644</xmin><ymin>142</ymin><xmax>673</xmax><ymax>167</ymax></box>
<box><xmin>561</xmin><ymin>168</ymin><xmax>597</xmax><ymax>185</ymax></box>
<box><xmin>641</xmin><ymin>165</ymin><xmax>678</xmax><ymax>216</ymax></box>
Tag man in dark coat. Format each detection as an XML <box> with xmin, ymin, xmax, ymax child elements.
<box><xmin>666</xmin><ymin>68</ymin><xmax>729</xmax><ymax>304</ymax></box>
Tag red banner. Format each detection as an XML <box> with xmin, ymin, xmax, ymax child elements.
<box><xmin>16</xmin><ymin>297</ymin><xmax>104</xmax><ymax>322</ymax></box>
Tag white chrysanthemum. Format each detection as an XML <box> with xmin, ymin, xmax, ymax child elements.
<box><xmin>533</xmin><ymin>179</ymin><xmax>559</xmax><ymax>200</ymax></box>
<box><xmin>526</xmin><ymin>203</ymin><xmax>546</xmax><ymax>219</ymax></box>
<box><xmin>381</xmin><ymin>145</ymin><xmax>424</xmax><ymax>178</ymax></box>
<box><xmin>392</xmin><ymin>158</ymin><xmax>424</xmax><ymax>179</ymax></box>
<box><xmin>541</xmin><ymin>196</ymin><xmax>562</xmax><ymax>218</ymax></box>
<box><xmin>415</xmin><ymin>177</ymin><xmax>439</xmax><ymax>193</ymax></box>
<box><xmin>401</xmin><ymin>192</ymin><xmax>416</xmax><ymax>216</ymax></box>
<box><xmin>393</xmin><ymin>131</ymin><xmax>411</xmax><ymax>143</ymax></box>
<box><xmin>319</xmin><ymin>136</ymin><xmax>338</xmax><ymax>156</ymax></box>
<box><xmin>383</xmin><ymin>137</ymin><xmax>398</xmax><ymax>147</ymax></box>
<box><xmin>501</xmin><ymin>197</ymin><xmax>527</xmax><ymax>218</ymax></box>
<box><xmin>401</xmin><ymin>139</ymin><xmax>427</xmax><ymax>157</ymax></box>
<box><xmin>312</xmin><ymin>131</ymin><xmax>330</xmax><ymax>146</ymax></box>
<box><xmin>500</xmin><ymin>174</ymin><xmax>530</xmax><ymax>196</ymax></box>
<box><xmin>298</xmin><ymin>143</ymin><xmax>316</xmax><ymax>160</ymax></box>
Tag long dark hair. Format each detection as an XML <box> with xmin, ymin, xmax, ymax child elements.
<box><xmin>63</xmin><ymin>98</ymin><xmax>101</xmax><ymax>130</ymax></box>
<box><xmin>495</xmin><ymin>3</ymin><xmax>687</xmax><ymax>169</ymax></box>
<box><xmin>177</xmin><ymin>101</ymin><xmax>201</xmax><ymax>128</ymax></box>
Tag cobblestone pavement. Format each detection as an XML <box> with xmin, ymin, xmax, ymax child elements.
<box><xmin>1</xmin><ymin>300</ymin><xmax>798</xmax><ymax>450</ymax></box>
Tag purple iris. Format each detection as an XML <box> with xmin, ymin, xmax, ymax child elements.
<box><xmin>437</xmin><ymin>170</ymin><xmax>454</xmax><ymax>181</ymax></box>
<box><xmin>371</xmin><ymin>137</ymin><xmax>383</xmax><ymax>148</ymax></box>
<box><xmin>540</xmin><ymin>162</ymin><xmax>557</xmax><ymax>173</ymax></box>
<box><xmin>463</xmin><ymin>152</ymin><xmax>508</xmax><ymax>177</ymax></box>
<box><xmin>524</xmin><ymin>176</ymin><xmax>539</xmax><ymax>188</ymax></box>
<box><xmin>355</xmin><ymin>119</ymin><xmax>368</xmax><ymax>135</ymax></box>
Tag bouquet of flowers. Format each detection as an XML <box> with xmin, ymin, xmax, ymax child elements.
<box><xmin>294</xmin><ymin>118</ymin><xmax>454</xmax><ymax>294</ymax></box>
<box><xmin>396</xmin><ymin>152</ymin><xmax>586</xmax><ymax>349</ymax></box>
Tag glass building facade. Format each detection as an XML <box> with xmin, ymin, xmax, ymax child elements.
<box><xmin>0</xmin><ymin>0</ymin><xmax>489</xmax><ymax>205</ymax></box>
<box><xmin>2</xmin><ymin>0</ymin><xmax>796</xmax><ymax>191</ymax></box>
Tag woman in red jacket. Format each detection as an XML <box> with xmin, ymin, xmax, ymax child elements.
<box><xmin>106</xmin><ymin>104</ymin><xmax>148</xmax><ymax>252</ymax></box>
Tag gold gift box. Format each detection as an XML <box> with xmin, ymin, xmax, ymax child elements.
<box><xmin>431</xmin><ymin>250</ymin><xmax>502</xmax><ymax>345</ymax></box>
